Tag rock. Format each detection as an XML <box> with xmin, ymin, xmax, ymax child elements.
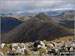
<box><xmin>20</xmin><ymin>43</ymin><xmax>26</xmax><ymax>48</ymax></box>
<box><xmin>0</xmin><ymin>43</ymin><xmax>5</xmax><ymax>48</ymax></box>
<box><xmin>14</xmin><ymin>48</ymin><xmax>25</xmax><ymax>54</ymax></box>
<box><xmin>0</xmin><ymin>52</ymin><xmax>4</xmax><ymax>56</ymax></box>
<box><xmin>70</xmin><ymin>47</ymin><xmax>74</xmax><ymax>51</ymax></box>
<box><xmin>34</xmin><ymin>40</ymin><xmax>40</xmax><ymax>47</ymax></box>
<box><xmin>37</xmin><ymin>45</ymin><xmax>42</xmax><ymax>48</ymax></box>
<box><xmin>11</xmin><ymin>43</ymin><xmax>18</xmax><ymax>48</ymax></box>
<box><xmin>5</xmin><ymin>51</ymin><xmax>10</xmax><ymax>55</ymax></box>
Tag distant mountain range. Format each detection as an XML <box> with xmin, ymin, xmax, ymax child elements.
<box><xmin>0</xmin><ymin>10</ymin><xmax>74</xmax><ymax>17</ymax></box>
<box><xmin>1</xmin><ymin>13</ymin><xmax>73</xmax><ymax>43</ymax></box>
<box><xmin>47</xmin><ymin>10</ymin><xmax>74</xmax><ymax>19</ymax></box>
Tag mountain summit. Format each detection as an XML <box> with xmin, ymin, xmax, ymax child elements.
<box><xmin>36</xmin><ymin>13</ymin><xmax>49</xmax><ymax>19</ymax></box>
<box><xmin>2</xmin><ymin>13</ymin><xmax>73</xmax><ymax>43</ymax></box>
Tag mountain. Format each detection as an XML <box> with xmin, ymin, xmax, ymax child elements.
<box><xmin>46</xmin><ymin>11</ymin><xmax>62</xmax><ymax>17</ymax></box>
<box><xmin>0</xmin><ymin>13</ymin><xmax>13</xmax><ymax>16</ymax></box>
<box><xmin>20</xmin><ymin>16</ymin><xmax>31</xmax><ymax>21</ymax></box>
<box><xmin>35</xmin><ymin>13</ymin><xmax>53</xmax><ymax>22</ymax></box>
<box><xmin>1</xmin><ymin>16</ymin><xmax>23</xmax><ymax>34</ymax></box>
<box><xmin>15</xmin><ymin>12</ymin><xmax>36</xmax><ymax>17</ymax></box>
<box><xmin>46</xmin><ymin>10</ymin><xmax>74</xmax><ymax>33</ymax></box>
<box><xmin>5</xmin><ymin>15</ymin><xmax>31</xmax><ymax>21</ymax></box>
<box><xmin>58</xmin><ymin>20</ymin><xmax>74</xmax><ymax>33</ymax></box>
<box><xmin>62</xmin><ymin>10</ymin><xmax>74</xmax><ymax>20</ymax></box>
<box><xmin>1</xmin><ymin>13</ymin><xmax>73</xmax><ymax>43</ymax></box>
<box><xmin>46</xmin><ymin>10</ymin><xmax>75</xmax><ymax>18</ymax></box>
<box><xmin>59</xmin><ymin>20</ymin><xmax>74</xmax><ymax>29</ymax></box>
<box><xmin>0</xmin><ymin>10</ymin><xmax>74</xmax><ymax>17</ymax></box>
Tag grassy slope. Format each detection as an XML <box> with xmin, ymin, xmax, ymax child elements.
<box><xmin>2</xmin><ymin>16</ymin><xmax>73</xmax><ymax>43</ymax></box>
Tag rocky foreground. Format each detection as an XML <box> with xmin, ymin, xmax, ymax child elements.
<box><xmin>0</xmin><ymin>36</ymin><xmax>75</xmax><ymax>56</ymax></box>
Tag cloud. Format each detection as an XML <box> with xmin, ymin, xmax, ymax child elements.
<box><xmin>0</xmin><ymin>0</ymin><xmax>75</xmax><ymax>13</ymax></box>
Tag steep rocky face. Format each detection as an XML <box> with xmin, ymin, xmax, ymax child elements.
<box><xmin>1</xmin><ymin>13</ymin><xmax>73</xmax><ymax>43</ymax></box>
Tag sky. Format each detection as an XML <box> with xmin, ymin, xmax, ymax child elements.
<box><xmin>0</xmin><ymin>0</ymin><xmax>75</xmax><ymax>13</ymax></box>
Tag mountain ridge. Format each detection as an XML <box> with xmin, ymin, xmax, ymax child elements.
<box><xmin>1</xmin><ymin>13</ymin><xmax>73</xmax><ymax>43</ymax></box>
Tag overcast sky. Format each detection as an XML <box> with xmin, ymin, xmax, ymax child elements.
<box><xmin>0</xmin><ymin>0</ymin><xmax>75</xmax><ymax>13</ymax></box>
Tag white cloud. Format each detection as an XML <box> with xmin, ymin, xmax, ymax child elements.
<box><xmin>0</xmin><ymin>0</ymin><xmax>75</xmax><ymax>13</ymax></box>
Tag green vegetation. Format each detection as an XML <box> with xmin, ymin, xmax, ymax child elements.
<box><xmin>24</xmin><ymin>49</ymin><xmax>32</xmax><ymax>56</ymax></box>
<box><xmin>1</xmin><ymin>44</ymin><xmax>12</xmax><ymax>53</ymax></box>
<box><xmin>46</xmin><ymin>45</ymin><xmax>52</xmax><ymax>50</ymax></box>
<box><xmin>14</xmin><ymin>46</ymin><xmax>18</xmax><ymax>50</ymax></box>
<box><xmin>38</xmin><ymin>47</ymin><xmax>47</xmax><ymax>55</ymax></box>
